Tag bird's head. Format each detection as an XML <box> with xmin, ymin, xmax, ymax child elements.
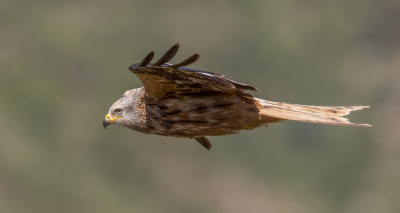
<box><xmin>103</xmin><ymin>88</ymin><xmax>144</xmax><ymax>129</ymax></box>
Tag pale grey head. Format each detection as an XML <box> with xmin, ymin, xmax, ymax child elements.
<box><xmin>103</xmin><ymin>88</ymin><xmax>145</xmax><ymax>130</ymax></box>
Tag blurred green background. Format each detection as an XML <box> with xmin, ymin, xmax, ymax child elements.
<box><xmin>1</xmin><ymin>0</ymin><xmax>399</xmax><ymax>212</ymax></box>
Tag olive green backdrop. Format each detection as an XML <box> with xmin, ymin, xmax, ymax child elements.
<box><xmin>1</xmin><ymin>0</ymin><xmax>398</xmax><ymax>212</ymax></box>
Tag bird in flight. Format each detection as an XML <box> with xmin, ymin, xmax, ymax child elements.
<box><xmin>103</xmin><ymin>43</ymin><xmax>371</xmax><ymax>150</ymax></box>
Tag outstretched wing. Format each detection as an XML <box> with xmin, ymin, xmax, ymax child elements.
<box><xmin>128</xmin><ymin>43</ymin><xmax>259</xmax><ymax>100</ymax></box>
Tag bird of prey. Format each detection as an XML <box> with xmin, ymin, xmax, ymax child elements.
<box><xmin>103</xmin><ymin>43</ymin><xmax>371</xmax><ymax>150</ymax></box>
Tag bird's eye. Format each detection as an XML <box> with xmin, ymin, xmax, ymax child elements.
<box><xmin>114</xmin><ymin>108</ymin><xmax>123</xmax><ymax>115</ymax></box>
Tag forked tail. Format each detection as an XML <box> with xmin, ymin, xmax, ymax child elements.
<box><xmin>255</xmin><ymin>98</ymin><xmax>371</xmax><ymax>127</ymax></box>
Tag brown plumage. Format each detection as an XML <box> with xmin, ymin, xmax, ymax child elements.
<box><xmin>103</xmin><ymin>43</ymin><xmax>371</xmax><ymax>150</ymax></box>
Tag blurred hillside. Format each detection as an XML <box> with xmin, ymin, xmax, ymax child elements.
<box><xmin>1</xmin><ymin>0</ymin><xmax>399</xmax><ymax>212</ymax></box>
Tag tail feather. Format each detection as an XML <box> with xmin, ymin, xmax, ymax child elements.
<box><xmin>255</xmin><ymin>98</ymin><xmax>371</xmax><ymax>127</ymax></box>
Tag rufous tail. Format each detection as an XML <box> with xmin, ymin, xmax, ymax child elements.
<box><xmin>255</xmin><ymin>98</ymin><xmax>371</xmax><ymax>127</ymax></box>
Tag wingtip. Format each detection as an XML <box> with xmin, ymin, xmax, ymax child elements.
<box><xmin>167</xmin><ymin>53</ymin><xmax>200</xmax><ymax>68</ymax></box>
<box><xmin>152</xmin><ymin>43</ymin><xmax>180</xmax><ymax>66</ymax></box>
<box><xmin>135</xmin><ymin>50</ymin><xmax>155</xmax><ymax>70</ymax></box>
<box><xmin>192</xmin><ymin>53</ymin><xmax>200</xmax><ymax>61</ymax></box>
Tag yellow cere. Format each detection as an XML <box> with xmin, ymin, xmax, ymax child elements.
<box><xmin>105</xmin><ymin>114</ymin><xmax>122</xmax><ymax>123</ymax></box>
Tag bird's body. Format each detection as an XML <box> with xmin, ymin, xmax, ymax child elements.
<box><xmin>104</xmin><ymin>44</ymin><xmax>371</xmax><ymax>150</ymax></box>
<box><xmin>119</xmin><ymin>87</ymin><xmax>265</xmax><ymax>137</ymax></box>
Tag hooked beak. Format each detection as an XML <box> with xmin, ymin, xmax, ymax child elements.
<box><xmin>103</xmin><ymin>113</ymin><xmax>121</xmax><ymax>129</ymax></box>
<box><xmin>103</xmin><ymin>118</ymin><xmax>110</xmax><ymax>129</ymax></box>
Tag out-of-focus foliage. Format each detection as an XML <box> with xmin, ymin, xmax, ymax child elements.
<box><xmin>0</xmin><ymin>0</ymin><xmax>398</xmax><ymax>212</ymax></box>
